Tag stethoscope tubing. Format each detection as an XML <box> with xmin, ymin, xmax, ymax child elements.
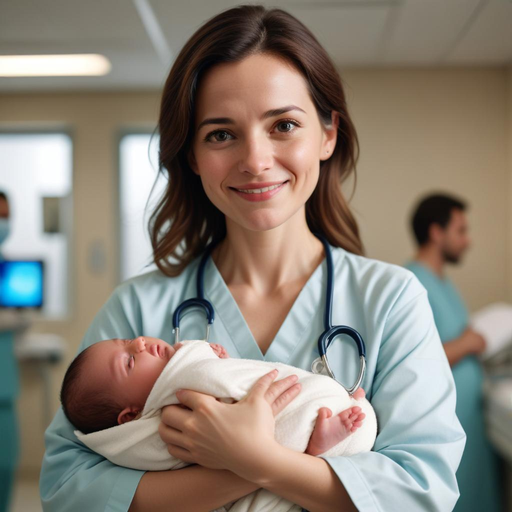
<box><xmin>172</xmin><ymin>233</ymin><xmax>367</xmax><ymax>394</ymax></box>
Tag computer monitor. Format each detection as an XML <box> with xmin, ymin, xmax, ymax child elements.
<box><xmin>0</xmin><ymin>259</ymin><xmax>44</xmax><ymax>309</ymax></box>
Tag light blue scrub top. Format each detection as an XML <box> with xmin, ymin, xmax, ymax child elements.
<box><xmin>41</xmin><ymin>245</ymin><xmax>466</xmax><ymax>512</ymax></box>
<box><xmin>404</xmin><ymin>261</ymin><xmax>502</xmax><ymax>512</ymax></box>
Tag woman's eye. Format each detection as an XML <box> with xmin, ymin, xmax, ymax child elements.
<box><xmin>204</xmin><ymin>130</ymin><xmax>233</xmax><ymax>143</ymax></box>
<box><xmin>204</xmin><ymin>120</ymin><xmax>300</xmax><ymax>144</ymax></box>
<box><xmin>276</xmin><ymin>120</ymin><xmax>299</xmax><ymax>133</ymax></box>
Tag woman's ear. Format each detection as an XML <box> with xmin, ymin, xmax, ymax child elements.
<box><xmin>320</xmin><ymin>110</ymin><xmax>339</xmax><ymax>161</ymax></box>
<box><xmin>118</xmin><ymin>406</ymin><xmax>141</xmax><ymax>425</ymax></box>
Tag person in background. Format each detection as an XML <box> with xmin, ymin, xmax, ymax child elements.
<box><xmin>0</xmin><ymin>190</ymin><xmax>20</xmax><ymax>512</ymax></box>
<box><xmin>404</xmin><ymin>193</ymin><xmax>502</xmax><ymax>512</ymax></box>
<box><xmin>0</xmin><ymin>191</ymin><xmax>10</xmax><ymax>257</ymax></box>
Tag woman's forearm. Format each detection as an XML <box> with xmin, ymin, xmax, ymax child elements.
<box><xmin>128</xmin><ymin>465</ymin><xmax>260</xmax><ymax>512</ymax></box>
<box><xmin>252</xmin><ymin>444</ymin><xmax>357</xmax><ymax>512</ymax></box>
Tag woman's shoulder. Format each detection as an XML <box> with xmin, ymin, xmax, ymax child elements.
<box><xmin>80</xmin><ymin>259</ymin><xmax>202</xmax><ymax>350</ymax></box>
<box><xmin>113</xmin><ymin>258</ymin><xmax>201</xmax><ymax>299</ymax></box>
<box><xmin>335</xmin><ymin>245</ymin><xmax>420</xmax><ymax>283</ymax></box>
<box><xmin>333</xmin><ymin>246</ymin><xmax>428</xmax><ymax>313</ymax></box>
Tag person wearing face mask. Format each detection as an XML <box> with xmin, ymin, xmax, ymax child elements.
<box><xmin>0</xmin><ymin>192</ymin><xmax>10</xmax><ymax>258</ymax></box>
<box><xmin>0</xmin><ymin>190</ymin><xmax>21</xmax><ymax>512</ymax></box>
<box><xmin>404</xmin><ymin>193</ymin><xmax>502</xmax><ymax>512</ymax></box>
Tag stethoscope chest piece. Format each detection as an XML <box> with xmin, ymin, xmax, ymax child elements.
<box><xmin>312</xmin><ymin>325</ymin><xmax>366</xmax><ymax>395</ymax></box>
<box><xmin>306</xmin><ymin>233</ymin><xmax>367</xmax><ymax>396</ymax></box>
<box><xmin>311</xmin><ymin>356</ymin><xmax>328</xmax><ymax>375</ymax></box>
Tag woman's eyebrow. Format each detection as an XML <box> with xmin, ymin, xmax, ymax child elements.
<box><xmin>197</xmin><ymin>104</ymin><xmax>306</xmax><ymax>131</ymax></box>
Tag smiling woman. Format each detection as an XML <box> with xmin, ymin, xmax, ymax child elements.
<box><xmin>187</xmin><ymin>53</ymin><xmax>338</xmax><ymax>233</ymax></box>
<box><xmin>41</xmin><ymin>5</ymin><xmax>465</xmax><ymax>512</ymax></box>
<box><xmin>152</xmin><ymin>9</ymin><xmax>363</xmax><ymax>278</ymax></box>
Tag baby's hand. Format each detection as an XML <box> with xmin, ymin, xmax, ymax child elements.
<box><xmin>306</xmin><ymin>387</ymin><xmax>366</xmax><ymax>457</ymax></box>
<box><xmin>210</xmin><ymin>343</ymin><xmax>229</xmax><ymax>359</ymax></box>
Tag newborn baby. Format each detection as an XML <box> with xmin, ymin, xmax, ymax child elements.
<box><xmin>62</xmin><ymin>337</ymin><xmax>377</xmax><ymax>512</ymax></box>
<box><xmin>61</xmin><ymin>336</ymin><xmax>368</xmax><ymax>457</ymax></box>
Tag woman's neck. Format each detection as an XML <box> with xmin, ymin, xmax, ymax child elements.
<box><xmin>211</xmin><ymin>212</ymin><xmax>324</xmax><ymax>295</ymax></box>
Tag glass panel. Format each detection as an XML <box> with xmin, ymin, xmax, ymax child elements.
<box><xmin>119</xmin><ymin>133</ymin><xmax>166</xmax><ymax>282</ymax></box>
<box><xmin>0</xmin><ymin>133</ymin><xmax>72</xmax><ymax>318</ymax></box>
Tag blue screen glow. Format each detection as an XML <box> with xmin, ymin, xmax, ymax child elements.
<box><xmin>0</xmin><ymin>260</ymin><xmax>43</xmax><ymax>308</ymax></box>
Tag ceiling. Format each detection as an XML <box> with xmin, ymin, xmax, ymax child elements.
<box><xmin>1</xmin><ymin>0</ymin><xmax>512</xmax><ymax>92</ymax></box>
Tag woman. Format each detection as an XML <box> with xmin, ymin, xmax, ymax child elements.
<box><xmin>40</xmin><ymin>5</ymin><xmax>465</xmax><ymax>511</ymax></box>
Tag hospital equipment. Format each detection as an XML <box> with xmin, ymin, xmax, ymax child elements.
<box><xmin>0</xmin><ymin>259</ymin><xmax>44</xmax><ymax>308</ymax></box>
<box><xmin>172</xmin><ymin>233</ymin><xmax>367</xmax><ymax>395</ymax></box>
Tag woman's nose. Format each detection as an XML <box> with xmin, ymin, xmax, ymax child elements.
<box><xmin>238</xmin><ymin>134</ymin><xmax>274</xmax><ymax>175</ymax></box>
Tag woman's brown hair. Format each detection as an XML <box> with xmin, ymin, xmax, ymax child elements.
<box><xmin>150</xmin><ymin>3</ymin><xmax>364</xmax><ymax>277</ymax></box>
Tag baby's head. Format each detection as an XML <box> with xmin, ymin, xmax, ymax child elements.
<box><xmin>60</xmin><ymin>336</ymin><xmax>181</xmax><ymax>434</ymax></box>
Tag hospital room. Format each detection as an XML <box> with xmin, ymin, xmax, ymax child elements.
<box><xmin>1</xmin><ymin>0</ymin><xmax>512</xmax><ymax>511</ymax></box>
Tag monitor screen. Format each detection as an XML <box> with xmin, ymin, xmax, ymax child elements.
<box><xmin>0</xmin><ymin>260</ymin><xmax>44</xmax><ymax>308</ymax></box>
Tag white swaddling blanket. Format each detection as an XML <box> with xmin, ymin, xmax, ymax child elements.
<box><xmin>76</xmin><ymin>340</ymin><xmax>377</xmax><ymax>511</ymax></box>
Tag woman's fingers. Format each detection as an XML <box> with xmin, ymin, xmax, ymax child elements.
<box><xmin>166</xmin><ymin>443</ymin><xmax>194</xmax><ymax>462</ymax></box>
<box><xmin>265</xmin><ymin>373</ymin><xmax>298</xmax><ymax>398</ymax></box>
<box><xmin>160</xmin><ymin>403</ymin><xmax>191</xmax><ymax>430</ymax></box>
<box><xmin>247</xmin><ymin>369</ymin><xmax>302</xmax><ymax>416</ymax></box>
<box><xmin>158</xmin><ymin>419</ymin><xmax>183</xmax><ymax>445</ymax></box>
<box><xmin>246</xmin><ymin>369</ymin><xmax>279</xmax><ymax>400</ymax></box>
<box><xmin>158</xmin><ymin>405</ymin><xmax>202</xmax><ymax>459</ymax></box>
<box><xmin>270</xmin><ymin>380</ymin><xmax>302</xmax><ymax>416</ymax></box>
<box><xmin>175</xmin><ymin>389</ymin><xmax>217</xmax><ymax>413</ymax></box>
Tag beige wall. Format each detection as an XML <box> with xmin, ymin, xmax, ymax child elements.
<box><xmin>345</xmin><ymin>68</ymin><xmax>509</xmax><ymax>312</ymax></box>
<box><xmin>1</xmin><ymin>67</ymin><xmax>511</xmax><ymax>474</ymax></box>
<box><xmin>508</xmin><ymin>66</ymin><xmax>512</xmax><ymax>302</ymax></box>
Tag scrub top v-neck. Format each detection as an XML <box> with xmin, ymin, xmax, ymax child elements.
<box><xmin>205</xmin><ymin>248</ymin><xmax>334</xmax><ymax>363</ymax></box>
<box><xmin>41</xmin><ymin>243</ymin><xmax>465</xmax><ymax>512</ymax></box>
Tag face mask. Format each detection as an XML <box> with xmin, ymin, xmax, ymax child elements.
<box><xmin>0</xmin><ymin>218</ymin><xmax>10</xmax><ymax>245</ymax></box>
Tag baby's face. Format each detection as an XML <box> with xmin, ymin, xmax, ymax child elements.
<box><xmin>86</xmin><ymin>336</ymin><xmax>181</xmax><ymax>415</ymax></box>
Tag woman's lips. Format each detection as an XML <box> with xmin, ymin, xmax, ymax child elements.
<box><xmin>230</xmin><ymin>180</ymin><xmax>288</xmax><ymax>202</ymax></box>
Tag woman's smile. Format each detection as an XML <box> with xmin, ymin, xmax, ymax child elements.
<box><xmin>230</xmin><ymin>180</ymin><xmax>289</xmax><ymax>202</ymax></box>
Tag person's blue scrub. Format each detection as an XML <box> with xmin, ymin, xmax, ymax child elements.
<box><xmin>404</xmin><ymin>261</ymin><xmax>502</xmax><ymax>512</ymax></box>
<box><xmin>0</xmin><ymin>244</ymin><xmax>20</xmax><ymax>512</ymax></box>
<box><xmin>41</xmin><ymin>245</ymin><xmax>466</xmax><ymax>512</ymax></box>
<box><xmin>0</xmin><ymin>329</ymin><xmax>20</xmax><ymax>512</ymax></box>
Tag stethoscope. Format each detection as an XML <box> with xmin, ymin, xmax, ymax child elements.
<box><xmin>172</xmin><ymin>233</ymin><xmax>366</xmax><ymax>395</ymax></box>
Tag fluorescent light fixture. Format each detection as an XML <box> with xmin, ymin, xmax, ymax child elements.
<box><xmin>0</xmin><ymin>54</ymin><xmax>111</xmax><ymax>77</ymax></box>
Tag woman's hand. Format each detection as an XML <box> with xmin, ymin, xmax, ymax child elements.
<box><xmin>158</xmin><ymin>369</ymin><xmax>301</xmax><ymax>481</ymax></box>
